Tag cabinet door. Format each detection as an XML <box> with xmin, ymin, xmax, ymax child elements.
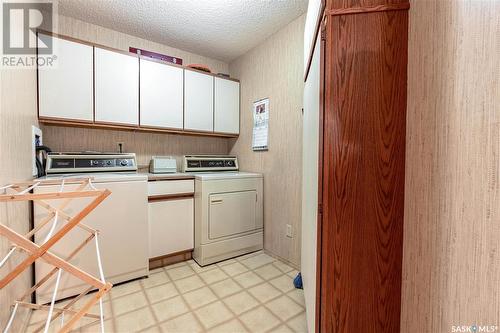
<box><xmin>38</xmin><ymin>34</ymin><xmax>93</xmax><ymax>121</ymax></box>
<box><xmin>95</xmin><ymin>48</ymin><xmax>139</xmax><ymax>125</ymax></box>
<box><xmin>184</xmin><ymin>70</ymin><xmax>214</xmax><ymax>132</ymax></box>
<box><xmin>214</xmin><ymin>78</ymin><xmax>240</xmax><ymax>134</ymax></box>
<box><xmin>148</xmin><ymin>198</ymin><xmax>194</xmax><ymax>258</ymax></box>
<box><xmin>140</xmin><ymin>59</ymin><xmax>183</xmax><ymax>129</ymax></box>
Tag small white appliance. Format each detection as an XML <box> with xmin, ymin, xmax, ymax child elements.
<box><xmin>183</xmin><ymin>155</ymin><xmax>263</xmax><ymax>266</ymax></box>
<box><xmin>34</xmin><ymin>152</ymin><xmax>148</xmax><ymax>303</ymax></box>
<box><xmin>149</xmin><ymin>156</ymin><xmax>177</xmax><ymax>174</ymax></box>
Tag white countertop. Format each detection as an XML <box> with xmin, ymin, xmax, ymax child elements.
<box><xmin>40</xmin><ymin>172</ymin><xmax>148</xmax><ymax>183</ymax></box>
<box><xmin>39</xmin><ymin>171</ymin><xmax>263</xmax><ymax>183</ymax></box>
<box><xmin>187</xmin><ymin>171</ymin><xmax>263</xmax><ymax>180</ymax></box>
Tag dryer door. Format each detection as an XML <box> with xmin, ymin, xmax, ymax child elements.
<box><xmin>208</xmin><ymin>190</ymin><xmax>257</xmax><ymax>239</ymax></box>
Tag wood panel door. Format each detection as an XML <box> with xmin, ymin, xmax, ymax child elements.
<box><xmin>38</xmin><ymin>33</ymin><xmax>93</xmax><ymax>122</ymax></box>
<box><xmin>317</xmin><ymin>3</ymin><xmax>409</xmax><ymax>332</ymax></box>
<box><xmin>184</xmin><ymin>69</ymin><xmax>214</xmax><ymax>132</ymax></box>
<box><xmin>140</xmin><ymin>59</ymin><xmax>184</xmax><ymax>129</ymax></box>
<box><xmin>94</xmin><ymin>47</ymin><xmax>139</xmax><ymax>126</ymax></box>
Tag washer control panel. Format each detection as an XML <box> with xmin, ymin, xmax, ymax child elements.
<box><xmin>46</xmin><ymin>153</ymin><xmax>137</xmax><ymax>174</ymax></box>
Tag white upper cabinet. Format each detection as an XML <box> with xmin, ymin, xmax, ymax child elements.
<box><xmin>140</xmin><ymin>59</ymin><xmax>183</xmax><ymax>129</ymax></box>
<box><xmin>37</xmin><ymin>32</ymin><xmax>241</xmax><ymax>137</ymax></box>
<box><xmin>38</xmin><ymin>34</ymin><xmax>93</xmax><ymax>121</ymax></box>
<box><xmin>184</xmin><ymin>70</ymin><xmax>214</xmax><ymax>132</ymax></box>
<box><xmin>94</xmin><ymin>47</ymin><xmax>139</xmax><ymax>125</ymax></box>
<box><xmin>214</xmin><ymin>78</ymin><xmax>240</xmax><ymax>134</ymax></box>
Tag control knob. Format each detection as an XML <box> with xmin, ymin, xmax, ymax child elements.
<box><xmin>120</xmin><ymin>160</ymin><xmax>128</xmax><ymax>166</ymax></box>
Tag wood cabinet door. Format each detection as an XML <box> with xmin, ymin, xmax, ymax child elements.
<box><xmin>184</xmin><ymin>69</ymin><xmax>214</xmax><ymax>132</ymax></box>
<box><xmin>214</xmin><ymin>77</ymin><xmax>240</xmax><ymax>134</ymax></box>
<box><xmin>94</xmin><ymin>47</ymin><xmax>139</xmax><ymax>126</ymax></box>
<box><xmin>318</xmin><ymin>6</ymin><xmax>408</xmax><ymax>333</ymax></box>
<box><xmin>38</xmin><ymin>34</ymin><xmax>93</xmax><ymax>122</ymax></box>
<box><xmin>140</xmin><ymin>59</ymin><xmax>183</xmax><ymax>129</ymax></box>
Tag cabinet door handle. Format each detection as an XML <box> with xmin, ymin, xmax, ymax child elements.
<box><xmin>211</xmin><ymin>199</ymin><xmax>223</xmax><ymax>204</ymax></box>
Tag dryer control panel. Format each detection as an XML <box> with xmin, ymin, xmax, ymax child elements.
<box><xmin>182</xmin><ymin>155</ymin><xmax>238</xmax><ymax>172</ymax></box>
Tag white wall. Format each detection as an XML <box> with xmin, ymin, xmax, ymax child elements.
<box><xmin>301</xmin><ymin>35</ymin><xmax>320</xmax><ymax>333</ymax></box>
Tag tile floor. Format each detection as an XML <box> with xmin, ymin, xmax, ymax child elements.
<box><xmin>26</xmin><ymin>251</ymin><xmax>307</xmax><ymax>333</ymax></box>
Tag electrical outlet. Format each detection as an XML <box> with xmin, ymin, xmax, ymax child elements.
<box><xmin>286</xmin><ymin>224</ymin><xmax>293</xmax><ymax>238</ymax></box>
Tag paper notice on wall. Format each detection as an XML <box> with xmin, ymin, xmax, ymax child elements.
<box><xmin>252</xmin><ymin>98</ymin><xmax>269</xmax><ymax>151</ymax></box>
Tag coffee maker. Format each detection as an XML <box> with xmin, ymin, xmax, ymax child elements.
<box><xmin>35</xmin><ymin>145</ymin><xmax>52</xmax><ymax>178</ymax></box>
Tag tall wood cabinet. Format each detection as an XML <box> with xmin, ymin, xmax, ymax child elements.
<box><xmin>302</xmin><ymin>1</ymin><xmax>409</xmax><ymax>332</ymax></box>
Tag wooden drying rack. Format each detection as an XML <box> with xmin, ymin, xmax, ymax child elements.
<box><xmin>0</xmin><ymin>178</ymin><xmax>113</xmax><ymax>333</ymax></box>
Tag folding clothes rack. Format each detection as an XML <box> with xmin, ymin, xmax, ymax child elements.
<box><xmin>0</xmin><ymin>178</ymin><xmax>113</xmax><ymax>333</ymax></box>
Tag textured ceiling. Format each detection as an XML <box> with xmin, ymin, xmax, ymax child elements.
<box><xmin>57</xmin><ymin>0</ymin><xmax>308</xmax><ymax>62</ymax></box>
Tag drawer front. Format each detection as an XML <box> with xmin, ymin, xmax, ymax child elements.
<box><xmin>149</xmin><ymin>198</ymin><xmax>194</xmax><ymax>258</ymax></box>
<box><xmin>148</xmin><ymin>180</ymin><xmax>194</xmax><ymax>196</ymax></box>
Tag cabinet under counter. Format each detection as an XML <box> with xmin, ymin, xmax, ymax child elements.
<box><xmin>147</xmin><ymin>178</ymin><xmax>195</xmax><ymax>268</ymax></box>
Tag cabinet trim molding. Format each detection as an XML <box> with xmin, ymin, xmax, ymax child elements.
<box><xmin>148</xmin><ymin>193</ymin><xmax>195</xmax><ymax>202</ymax></box>
<box><xmin>326</xmin><ymin>2</ymin><xmax>409</xmax><ymax>16</ymax></box>
<box><xmin>38</xmin><ymin>118</ymin><xmax>239</xmax><ymax>138</ymax></box>
<box><xmin>149</xmin><ymin>249</ymin><xmax>193</xmax><ymax>262</ymax></box>
<box><xmin>184</xmin><ymin>66</ymin><xmax>240</xmax><ymax>83</ymax></box>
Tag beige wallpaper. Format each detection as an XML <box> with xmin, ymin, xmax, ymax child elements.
<box><xmin>402</xmin><ymin>0</ymin><xmax>500</xmax><ymax>331</ymax></box>
<box><xmin>0</xmin><ymin>38</ymin><xmax>38</xmax><ymax>331</ymax></box>
<box><xmin>42</xmin><ymin>14</ymin><xmax>230</xmax><ymax>167</ymax></box>
<box><xmin>229</xmin><ymin>15</ymin><xmax>305</xmax><ymax>267</ymax></box>
<box><xmin>41</xmin><ymin>126</ymin><xmax>228</xmax><ymax>170</ymax></box>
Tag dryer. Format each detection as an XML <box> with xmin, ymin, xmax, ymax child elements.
<box><xmin>183</xmin><ymin>156</ymin><xmax>263</xmax><ymax>266</ymax></box>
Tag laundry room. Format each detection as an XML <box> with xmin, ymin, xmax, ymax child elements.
<box><xmin>1</xmin><ymin>0</ymin><xmax>499</xmax><ymax>333</ymax></box>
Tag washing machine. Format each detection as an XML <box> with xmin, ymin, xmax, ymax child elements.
<box><xmin>34</xmin><ymin>152</ymin><xmax>149</xmax><ymax>303</ymax></box>
<box><xmin>183</xmin><ymin>156</ymin><xmax>263</xmax><ymax>266</ymax></box>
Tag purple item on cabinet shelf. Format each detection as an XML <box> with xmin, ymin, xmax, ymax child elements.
<box><xmin>129</xmin><ymin>47</ymin><xmax>183</xmax><ymax>65</ymax></box>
